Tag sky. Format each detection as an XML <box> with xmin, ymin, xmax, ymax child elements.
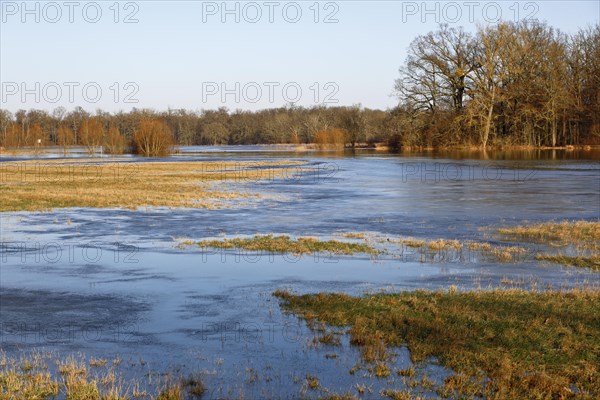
<box><xmin>1</xmin><ymin>0</ymin><xmax>599</xmax><ymax>113</ymax></box>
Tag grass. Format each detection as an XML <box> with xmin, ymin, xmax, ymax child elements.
<box><xmin>340</xmin><ymin>232</ymin><xmax>368</xmax><ymax>239</ymax></box>
<box><xmin>536</xmin><ymin>255</ymin><xmax>600</xmax><ymax>271</ymax></box>
<box><xmin>305</xmin><ymin>374</ymin><xmax>320</xmax><ymax>390</ymax></box>
<box><xmin>0</xmin><ymin>353</ymin><xmax>207</xmax><ymax>400</ymax></box>
<box><xmin>197</xmin><ymin>235</ymin><xmax>380</xmax><ymax>255</ymax></box>
<box><xmin>0</xmin><ymin>369</ymin><xmax>60</xmax><ymax>399</ymax></box>
<box><xmin>396</xmin><ymin>221</ymin><xmax>599</xmax><ymax>269</ymax></box>
<box><xmin>373</xmin><ymin>362</ymin><xmax>391</xmax><ymax>378</ymax></box>
<box><xmin>311</xmin><ymin>332</ymin><xmax>341</xmax><ymax>346</ymax></box>
<box><xmin>274</xmin><ymin>288</ymin><xmax>600</xmax><ymax>399</ymax></box>
<box><xmin>399</xmin><ymin>238</ymin><xmax>527</xmax><ymax>261</ymax></box>
<box><xmin>380</xmin><ymin>389</ymin><xmax>426</xmax><ymax>400</ymax></box>
<box><xmin>318</xmin><ymin>392</ymin><xmax>357</xmax><ymax>400</ymax></box>
<box><xmin>187</xmin><ymin>227</ymin><xmax>600</xmax><ymax>270</ymax></box>
<box><xmin>427</xmin><ymin>239</ymin><xmax>462</xmax><ymax>250</ymax></box>
<box><xmin>397</xmin><ymin>238</ymin><xmax>426</xmax><ymax>248</ymax></box>
<box><xmin>484</xmin><ymin>245</ymin><xmax>528</xmax><ymax>262</ymax></box>
<box><xmin>156</xmin><ymin>384</ymin><xmax>181</xmax><ymax>400</ymax></box>
<box><xmin>498</xmin><ymin>220</ymin><xmax>600</xmax><ymax>249</ymax></box>
<box><xmin>397</xmin><ymin>367</ymin><xmax>415</xmax><ymax>377</ymax></box>
<box><xmin>191</xmin><ymin>222</ymin><xmax>598</xmax><ymax>268</ymax></box>
<box><xmin>396</xmin><ymin>238</ymin><xmax>462</xmax><ymax>250</ymax></box>
<box><xmin>0</xmin><ymin>159</ymin><xmax>305</xmax><ymax>211</ymax></box>
<box><xmin>89</xmin><ymin>358</ymin><xmax>108</xmax><ymax>368</ymax></box>
<box><xmin>497</xmin><ymin>220</ymin><xmax>600</xmax><ymax>270</ymax></box>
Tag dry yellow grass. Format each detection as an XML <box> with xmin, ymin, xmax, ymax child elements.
<box><xmin>397</xmin><ymin>238</ymin><xmax>462</xmax><ymax>250</ymax></box>
<box><xmin>498</xmin><ymin>220</ymin><xmax>600</xmax><ymax>249</ymax></box>
<box><xmin>380</xmin><ymin>389</ymin><xmax>426</xmax><ymax>400</ymax></box>
<box><xmin>536</xmin><ymin>254</ymin><xmax>600</xmax><ymax>271</ymax></box>
<box><xmin>198</xmin><ymin>235</ymin><xmax>380</xmax><ymax>255</ymax></box>
<box><xmin>0</xmin><ymin>352</ymin><xmax>207</xmax><ymax>400</ymax></box>
<box><xmin>427</xmin><ymin>239</ymin><xmax>462</xmax><ymax>250</ymax></box>
<box><xmin>398</xmin><ymin>238</ymin><xmax>527</xmax><ymax>262</ymax></box>
<box><xmin>341</xmin><ymin>232</ymin><xmax>368</xmax><ymax>239</ymax></box>
<box><xmin>0</xmin><ymin>159</ymin><xmax>305</xmax><ymax>211</ymax></box>
<box><xmin>0</xmin><ymin>352</ymin><xmax>60</xmax><ymax>399</ymax></box>
<box><xmin>397</xmin><ymin>238</ymin><xmax>426</xmax><ymax>248</ymax></box>
<box><xmin>498</xmin><ymin>221</ymin><xmax>600</xmax><ymax>269</ymax></box>
<box><xmin>467</xmin><ymin>242</ymin><xmax>528</xmax><ymax>262</ymax></box>
<box><xmin>466</xmin><ymin>242</ymin><xmax>493</xmax><ymax>252</ymax></box>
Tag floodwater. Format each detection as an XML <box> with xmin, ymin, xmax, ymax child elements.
<box><xmin>1</xmin><ymin>146</ymin><xmax>599</xmax><ymax>399</ymax></box>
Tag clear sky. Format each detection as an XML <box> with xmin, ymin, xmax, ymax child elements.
<box><xmin>1</xmin><ymin>0</ymin><xmax>599</xmax><ymax>113</ymax></box>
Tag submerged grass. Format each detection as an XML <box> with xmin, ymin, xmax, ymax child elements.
<box><xmin>396</xmin><ymin>238</ymin><xmax>462</xmax><ymax>250</ymax></box>
<box><xmin>399</xmin><ymin>238</ymin><xmax>526</xmax><ymax>257</ymax></box>
<box><xmin>274</xmin><ymin>288</ymin><xmax>600</xmax><ymax>399</ymax></box>
<box><xmin>395</xmin><ymin>221</ymin><xmax>599</xmax><ymax>269</ymax></box>
<box><xmin>380</xmin><ymin>389</ymin><xmax>426</xmax><ymax>400</ymax></box>
<box><xmin>0</xmin><ymin>159</ymin><xmax>305</xmax><ymax>211</ymax></box>
<box><xmin>189</xmin><ymin>222</ymin><xmax>599</xmax><ymax>269</ymax></box>
<box><xmin>197</xmin><ymin>235</ymin><xmax>380</xmax><ymax>255</ymax></box>
<box><xmin>340</xmin><ymin>232</ymin><xmax>368</xmax><ymax>239</ymax></box>
<box><xmin>0</xmin><ymin>353</ymin><xmax>207</xmax><ymax>400</ymax></box>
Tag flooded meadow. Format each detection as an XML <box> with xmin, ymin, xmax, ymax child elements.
<box><xmin>1</xmin><ymin>146</ymin><xmax>599</xmax><ymax>399</ymax></box>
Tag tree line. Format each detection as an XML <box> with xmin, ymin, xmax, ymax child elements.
<box><xmin>394</xmin><ymin>21</ymin><xmax>599</xmax><ymax>148</ymax></box>
<box><xmin>0</xmin><ymin>105</ymin><xmax>388</xmax><ymax>154</ymax></box>
<box><xmin>1</xmin><ymin>21</ymin><xmax>598</xmax><ymax>153</ymax></box>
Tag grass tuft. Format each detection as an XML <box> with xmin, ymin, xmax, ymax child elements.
<box><xmin>306</xmin><ymin>374</ymin><xmax>320</xmax><ymax>390</ymax></box>
<box><xmin>0</xmin><ymin>353</ymin><xmax>207</xmax><ymax>400</ymax></box>
<box><xmin>198</xmin><ymin>235</ymin><xmax>380</xmax><ymax>255</ymax></box>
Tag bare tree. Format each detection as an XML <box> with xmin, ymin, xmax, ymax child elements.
<box><xmin>202</xmin><ymin>122</ymin><xmax>229</xmax><ymax>145</ymax></box>
<box><xmin>133</xmin><ymin>118</ymin><xmax>174</xmax><ymax>156</ymax></box>
<box><xmin>104</xmin><ymin>125</ymin><xmax>126</xmax><ymax>154</ymax></box>
<box><xmin>57</xmin><ymin>125</ymin><xmax>75</xmax><ymax>155</ymax></box>
<box><xmin>79</xmin><ymin>118</ymin><xmax>104</xmax><ymax>155</ymax></box>
<box><xmin>468</xmin><ymin>23</ymin><xmax>512</xmax><ymax>148</ymax></box>
<box><xmin>396</xmin><ymin>25</ymin><xmax>477</xmax><ymax>114</ymax></box>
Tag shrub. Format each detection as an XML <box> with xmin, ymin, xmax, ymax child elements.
<box><xmin>133</xmin><ymin>119</ymin><xmax>174</xmax><ymax>156</ymax></box>
<box><xmin>103</xmin><ymin>125</ymin><xmax>126</xmax><ymax>154</ymax></box>
<box><xmin>314</xmin><ymin>128</ymin><xmax>346</xmax><ymax>149</ymax></box>
<box><xmin>57</xmin><ymin>125</ymin><xmax>75</xmax><ymax>154</ymax></box>
<box><xmin>79</xmin><ymin>118</ymin><xmax>104</xmax><ymax>155</ymax></box>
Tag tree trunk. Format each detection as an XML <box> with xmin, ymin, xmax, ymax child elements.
<box><xmin>482</xmin><ymin>88</ymin><xmax>495</xmax><ymax>149</ymax></box>
<box><xmin>551</xmin><ymin>117</ymin><xmax>557</xmax><ymax>147</ymax></box>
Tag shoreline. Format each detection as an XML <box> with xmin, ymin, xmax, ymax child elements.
<box><xmin>2</xmin><ymin>143</ymin><xmax>599</xmax><ymax>155</ymax></box>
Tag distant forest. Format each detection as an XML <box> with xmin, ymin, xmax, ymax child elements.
<box><xmin>1</xmin><ymin>21</ymin><xmax>598</xmax><ymax>152</ymax></box>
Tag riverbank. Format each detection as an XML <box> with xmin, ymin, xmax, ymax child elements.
<box><xmin>3</xmin><ymin>143</ymin><xmax>600</xmax><ymax>155</ymax></box>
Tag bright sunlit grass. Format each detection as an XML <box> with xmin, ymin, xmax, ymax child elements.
<box><xmin>197</xmin><ymin>234</ymin><xmax>380</xmax><ymax>255</ymax></box>
<box><xmin>0</xmin><ymin>352</ymin><xmax>206</xmax><ymax>400</ymax></box>
<box><xmin>0</xmin><ymin>159</ymin><xmax>305</xmax><ymax>211</ymax></box>
<box><xmin>498</xmin><ymin>220</ymin><xmax>600</xmax><ymax>249</ymax></box>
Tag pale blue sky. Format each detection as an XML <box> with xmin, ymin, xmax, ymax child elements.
<box><xmin>1</xmin><ymin>1</ymin><xmax>599</xmax><ymax>113</ymax></box>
